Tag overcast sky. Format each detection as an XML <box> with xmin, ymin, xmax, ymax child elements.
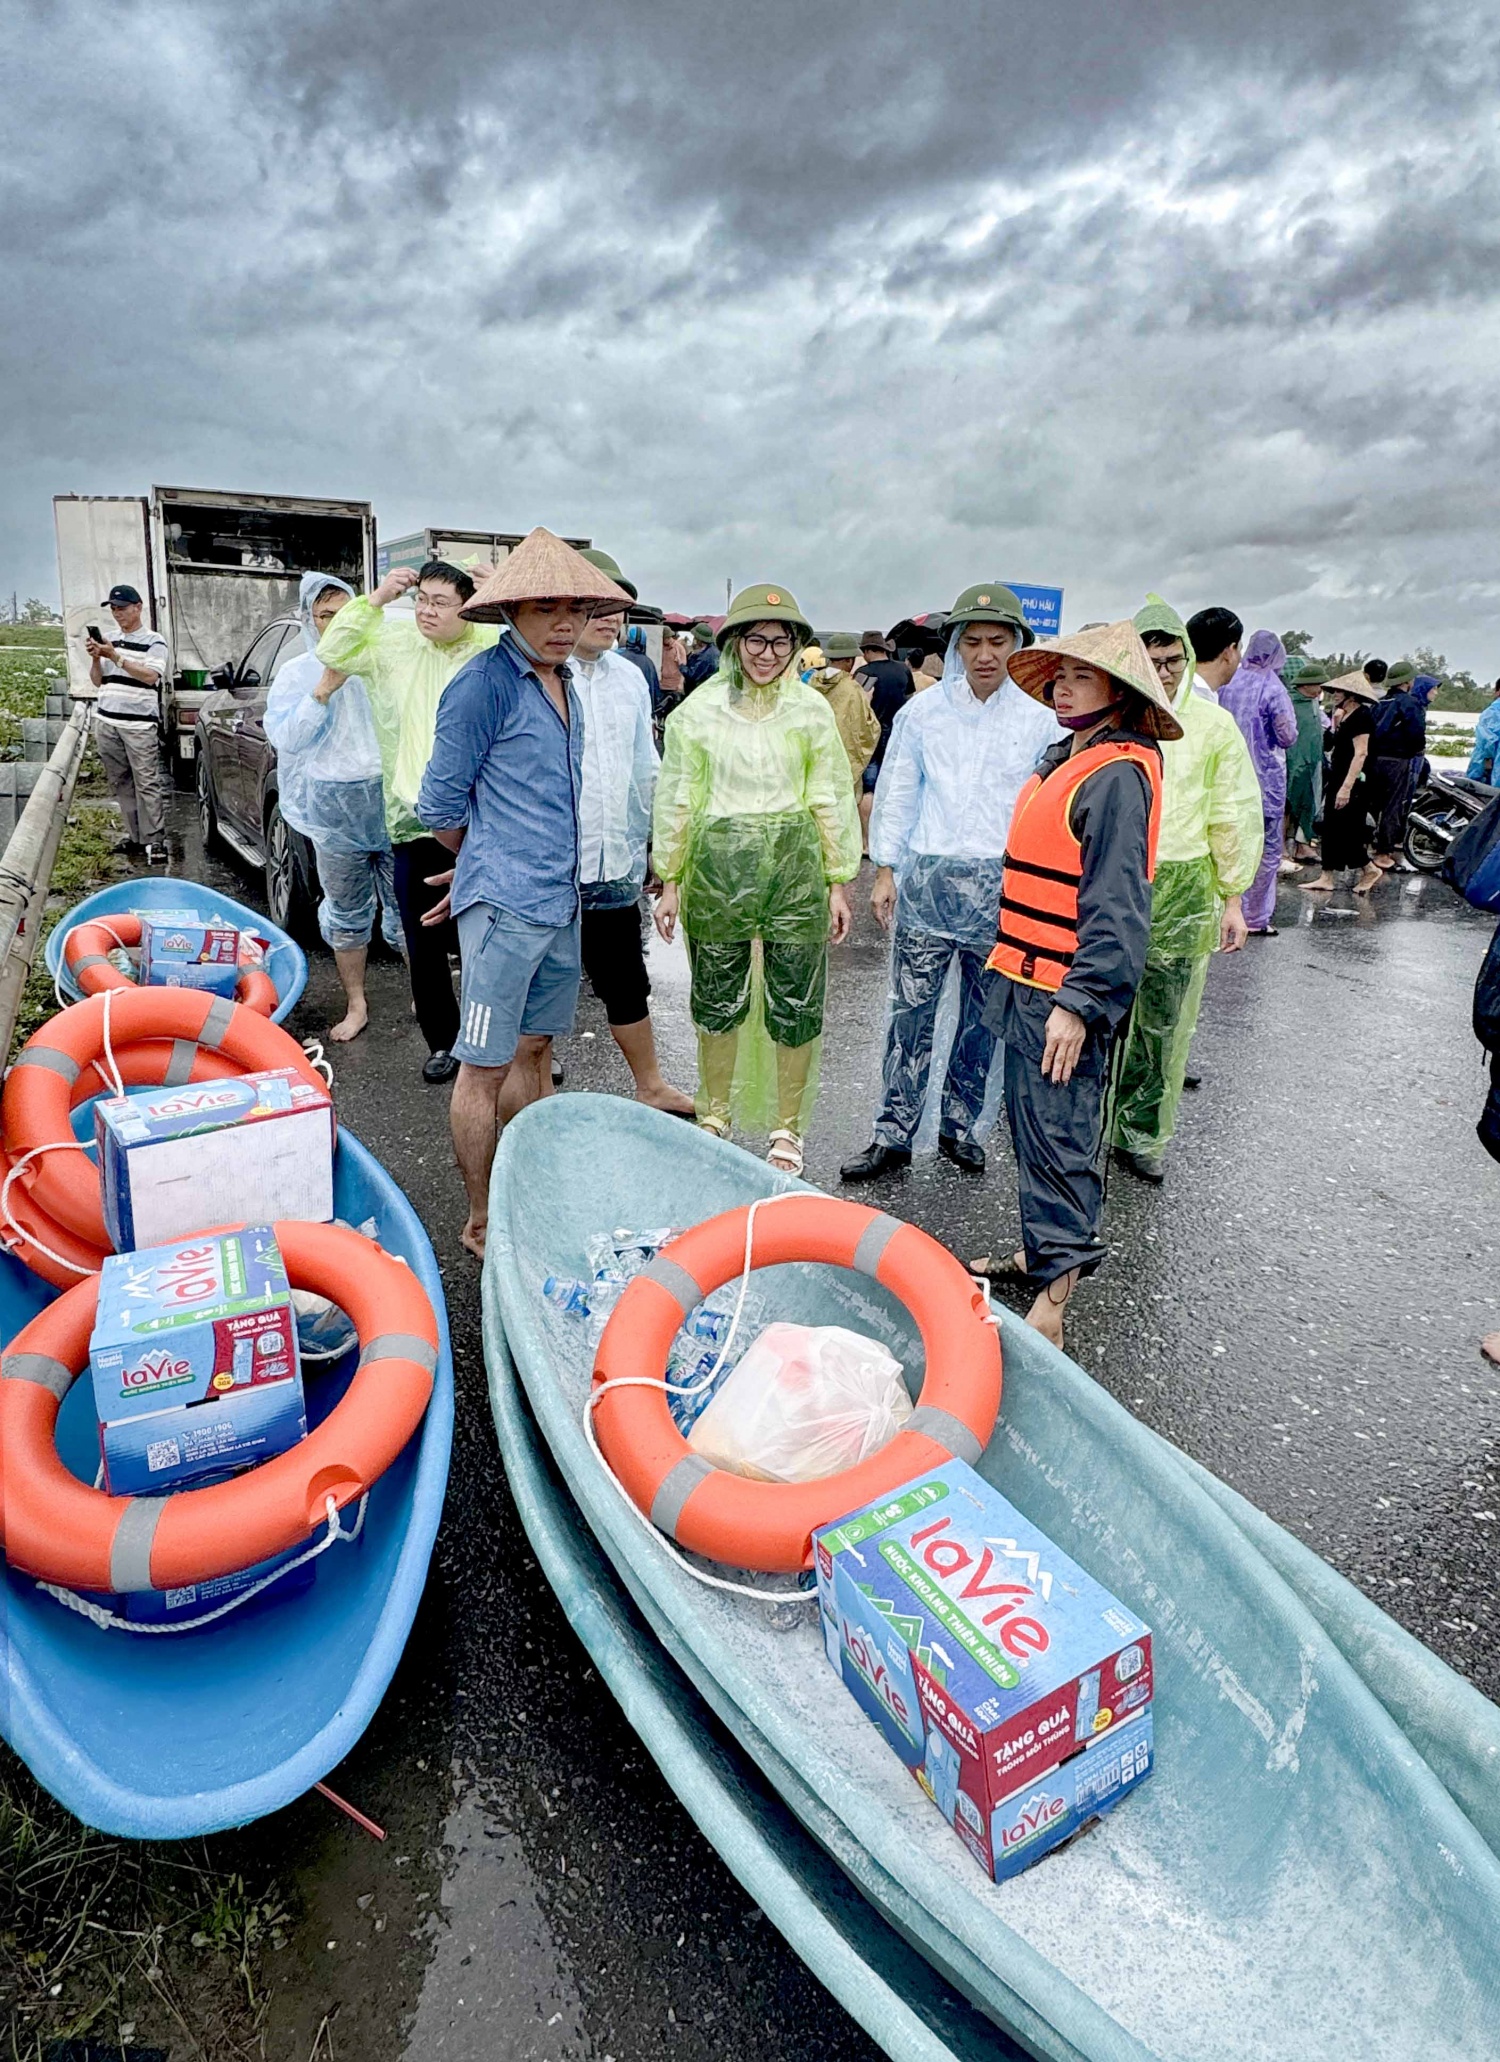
<box><xmin>4</xmin><ymin>0</ymin><xmax>1498</xmax><ymax>669</ymax></box>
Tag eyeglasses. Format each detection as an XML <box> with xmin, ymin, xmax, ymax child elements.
<box><xmin>741</xmin><ymin>633</ymin><xmax>794</xmax><ymax>658</ymax></box>
<box><xmin>1150</xmin><ymin>652</ymin><xmax>1187</xmax><ymax>679</ymax></box>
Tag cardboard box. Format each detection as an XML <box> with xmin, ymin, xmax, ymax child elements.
<box><xmin>90</xmin><ymin>1227</ymin><xmax>305</xmax><ymax>1496</ymax></box>
<box><xmin>814</xmin><ymin>1459</ymin><xmax>1153</xmax><ymax>1807</ymax></box>
<box><xmin>96</xmin><ymin>1068</ymin><xmax>335</xmax><ymax>1251</ymax></box>
<box><xmin>76</xmin><ymin>1539</ymin><xmax>317</xmax><ymax>1623</ymax></box>
<box><xmin>139</xmin><ymin>910</ymin><xmax>242</xmax><ymax>997</ymax></box>
<box><xmin>933</xmin><ymin>1708</ymin><xmax>1155</xmax><ymax>1882</ymax></box>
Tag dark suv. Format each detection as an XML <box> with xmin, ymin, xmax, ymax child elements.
<box><xmin>195</xmin><ymin>616</ymin><xmax>320</xmax><ymax>937</ymax></box>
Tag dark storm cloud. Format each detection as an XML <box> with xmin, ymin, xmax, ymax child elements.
<box><xmin>3</xmin><ymin>0</ymin><xmax>1500</xmax><ymax>667</ymax></box>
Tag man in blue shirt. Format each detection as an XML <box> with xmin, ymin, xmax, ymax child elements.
<box><xmin>418</xmin><ymin>529</ymin><xmax>634</xmax><ymax>1256</ymax></box>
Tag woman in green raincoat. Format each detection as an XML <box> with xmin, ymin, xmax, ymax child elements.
<box><xmin>653</xmin><ymin>584</ymin><xmax>862</xmax><ymax>1173</ymax></box>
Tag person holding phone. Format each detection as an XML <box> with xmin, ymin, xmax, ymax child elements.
<box><xmin>86</xmin><ymin>583</ymin><xmax>170</xmax><ymax>861</ymax></box>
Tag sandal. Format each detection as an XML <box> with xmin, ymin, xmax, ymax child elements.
<box><xmin>969</xmin><ymin>1249</ymin><xmax>1031</xmax><ymax>1284</ymax></box>
<box><xmin>767</xmin><ymin>1129</ymin><xmax>804</xmax><ymax>1176</ymax></box>
<box><xmin>698</xmin><ymin>1111</ymin><xmax>731</xmax><ymax>1140</ymax></box>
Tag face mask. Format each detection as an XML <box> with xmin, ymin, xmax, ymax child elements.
<box><xmin>1055</xmin><ymin>700</ymin><xmax>1122</xmax><ymax>731</ymax></box>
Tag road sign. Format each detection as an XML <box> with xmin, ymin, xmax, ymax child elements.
<box><xmin>1003</xmin><ymin>583</ymin><xmax>1064</xmax><ymax>638</ymax></box>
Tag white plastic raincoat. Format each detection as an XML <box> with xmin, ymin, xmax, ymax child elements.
<box><xmin>264</xmin><ymin>574</ymin><xmax>389</xmax><ymax>854</ymax></box>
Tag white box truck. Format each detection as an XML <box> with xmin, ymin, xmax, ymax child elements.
<box><xmin>54</xmin><ymin>486</ymin><xmax>375</xmax><ymax>782</ymax></box>
<box><xmin>375</xmin><ymin>526</ymin><xmax>591</xmax><ymax>580</ymax></box>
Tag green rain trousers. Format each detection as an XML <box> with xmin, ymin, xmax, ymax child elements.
<box><xmin>1111</xmin><ymin>854</ymin><xmax>1219</xmax><ymax>1158</ymax></box>
<box><xmin>682</xmin><ymin>811</ymin><xmax>829</xmax><ymax>1051</ymax></box>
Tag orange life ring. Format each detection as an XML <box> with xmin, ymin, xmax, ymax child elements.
<box><xmin>2</xmin><ymin>990</ymin><xmax>327</xmax><ymax>1248</ymax></box>
<box><xmin>63</xmin><ymin>914</ymin><xmax>277</xmax><ymax>1015</ymax></box>
<box><xmin>68</xmin><ymin>1040</ymin><xmax>241</xmax><ymax>1110</ymax></box>
<box><xmin>591</xmin><ymin>1197</ymin><xmax>1002</xmax><ymax>1574</ymax></box>
<box><xmin>0</xmin><ymin>1220</ymin><xmax>438</xmax><ymax>1594</ymax></box>
<box><xmin>0</xmin><ymin>1140</ymin><xmax>114</xmax><ymax>1288</ymax></box>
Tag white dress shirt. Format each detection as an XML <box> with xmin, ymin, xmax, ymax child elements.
<box><xmin>574</xmin><ymin>646</ymin><xmax>658</xmax><ymax>888</ymax></box>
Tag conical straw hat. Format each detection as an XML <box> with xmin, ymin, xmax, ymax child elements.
<box><xmin>460</xmin><ymin>527</ymin><xmax>635</xmax><ymax>623</ymax></box>
<box><xmin>1008</xmin><ymin>618</ymin><xmax>1184</xmax><ymax>742</ymax></box>
<box><xmin>1325</xmin><ymin>668</ymin><xmax>1381</xmax><ymax>702</ymax></box>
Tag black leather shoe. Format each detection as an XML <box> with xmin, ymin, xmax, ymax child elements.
<box><xmin>1114</xmin><ymin>1146</ymin><xmax>1165</xmax><ymax>1184</ymax></box>
<box><xmin>422</xmin><ymin>1049</ymin><xmax>460</xmax><ymax>1084</ymax></box>
<box><xmin>839</xmin><ymin>1141</ymin><xmax>912</xmax><ymax>1183</ymax></box>
<box><xmin>938</xmin><ymin>1133</ymin><xmax>985</xmax><ymax>1174</ymax></box>
<box><xmin>551</xmin><ymin>1059</ymin><xmax>565</xmax><ymax>1087</ymax></box>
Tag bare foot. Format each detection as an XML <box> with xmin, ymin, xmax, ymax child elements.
<box><xmin>638</xmin><ymin>1082</ymin><xmax>696</xmax><ymax>1116</ymax></box>
<box><xmin>1024</xmin><ymin>1300</ymin><xmax>1065</xmax><ymax>1349</ymax></box>
<box><xmin>1300</xmin><ymin>874</ymin><xmax>1336</xmax><ymax>893</ymax></box>
<box><xmin>461</xmin><ymin>1217</ymin><xmax>486</xmax><ymax>1259</ymax></box>
<box><xmin>1353</xmin><ymin>865</ymin><xmax>1383</xmax><ymax>894</ymax></box>
<box><xmin>329</xmin><ymin>1002</ymin><xmax>369</xmax><ymax>1043</ymax></box>
<box><xmin>1480</xmin><ymin>1333</ymin><xmax>1500</xmax><ymax>1368</ymax></box>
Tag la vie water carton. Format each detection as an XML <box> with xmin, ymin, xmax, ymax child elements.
<box><xmin>89</xmin><ymin>1226</ymin><xmax>305</xmax><ymax>1495</ymax></box>
<box><xmin>96</xmin><ymin>1068</ymin><xmax>334</xmax><ymax>1251</ymax></box>
<box><xmin>814</xmin><ymin>1459</ymin><xmax>1154</xmax><ymax>1882</ymax></box>
<box><xmin>139</xmin><ymin>910</ymin><xmax>242</xmax><ymax>997</ymax></box>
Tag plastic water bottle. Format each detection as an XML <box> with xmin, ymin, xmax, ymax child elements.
<box><xmin>543</xmin><ymin>1276</ymin><xmax>592</xmax><ymax>1318</ymax></box>
<box><xmin>680</xmin><ymin>1304</ymin><xmax>732</xmax><ymax>1344</ymax></box>
<box><xmin>1074</xmin><ymin>1667</ymin><xmax>1101</xmax><ymax>1743</ymax></box>
<box><xmin>925</xmin><ymin>1726</ymin><xmax>961</xmax><ymax>1821</ymax></box>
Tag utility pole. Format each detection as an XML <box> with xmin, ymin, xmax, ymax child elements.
<box><xmin>725</xmin><ymin>576</ymin><xmax>732</xmax><ymax>610</ymax></box>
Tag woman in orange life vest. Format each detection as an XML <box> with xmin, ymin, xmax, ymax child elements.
<box><xmin>973</xmin><ymin>620</ymin><xmax>1182</xmax><ymax>1351</ymax></box>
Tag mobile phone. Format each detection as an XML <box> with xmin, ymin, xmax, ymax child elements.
<box><xmin>86</xmin><ymin>624</ymin><xmax>103</xmax><ymax>643</ymax></box>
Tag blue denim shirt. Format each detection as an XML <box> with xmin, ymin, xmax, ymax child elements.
<box><xmin>416</xmin><ymin>636</ymin><xmax>582</xmax><ymax>927</ymax></box>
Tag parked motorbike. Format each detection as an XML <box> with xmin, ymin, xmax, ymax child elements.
<box><xmin>1404</xmin><ymin>765</ymin><xmax>1498</xmax><ymax>872</ymax></box>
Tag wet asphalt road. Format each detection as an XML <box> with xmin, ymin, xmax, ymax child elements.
<box><xmin>142</xmin><ymin>808</ymin><xmax>1500</xmax><ymax>2057</ymax></box>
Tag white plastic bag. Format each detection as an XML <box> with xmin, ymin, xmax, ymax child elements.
<box><xmin>687</xmin><ymin>1322</ymin><xmax>912</xmax><ymax>1484</ymax></box>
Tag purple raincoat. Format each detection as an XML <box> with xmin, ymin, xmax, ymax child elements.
<box><xmin>1218</xmin><ymin>630</ymin><xmax>1300</xmax><ymax>932</ymax></box>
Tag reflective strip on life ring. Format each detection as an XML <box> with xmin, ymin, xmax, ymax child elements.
<box><xmin>2</xmin><ymin>990</ymin><xmax>327</xmax><ymax>1247</ymax></box>
<box><xmin>0</xmin><ymin>1220</ymin><xmax>438</xmax><ymax>1593</ymax></box>
<box><xmin>591</xmin><ymin>1196</ymin><xmax>1002</xmax><ymax>1574</ymax></box>
<box><xmin>63</xmin><ymin>915</ymin><xmax>278</xmax><ymax>1015</ymax></box>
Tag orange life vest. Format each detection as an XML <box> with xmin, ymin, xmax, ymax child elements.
<box><xmin>985</xmin><ymin>737</ymin><xmax>1163</xmax><ymax>994</ymax></box>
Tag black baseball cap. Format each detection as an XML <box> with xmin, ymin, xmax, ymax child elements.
<box><xmin>103</xmin><ymin>583</ymin><xmax>142</xmax><ymax>606</ymax></box>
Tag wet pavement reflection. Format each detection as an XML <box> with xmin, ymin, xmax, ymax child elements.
<box><xmin>159</xmin><ymin>804</ymin><xmax>1500</xmax><ymax>2056</ymax></box>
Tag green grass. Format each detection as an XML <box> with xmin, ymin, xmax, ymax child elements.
<box><xmin>0</xmin><ymin>624</ymin><xmax>64</xmax><ymax>648</ymax></box>
<box><xmin>1</xmin><ymin>1762</ymin><xmax>281</xmax><ymax>2060</ymax></box>
<box><xmin>0</xmin><ymin>649</ymin><xmax>62</xmax><ymax>723</ymax></box>
<box><xmin>8</xmin><ymin>801</ymin><xmax>126</xmax><ymax>1058</ymax></box>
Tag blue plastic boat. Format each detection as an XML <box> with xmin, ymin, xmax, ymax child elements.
<box><xmin>485</xmin><ymin>1097</ymin><xmax>1500</xmax><ymax>2062</ymax></box>
<box><xmin>0</xmin><ymin>1129</ymin><xmax>452</xmax><ymax>1839</ymax></box>
<box><xmin>46</xmin><ymin>877</ymin><xmax>308</xmax><ymax>1025</ymax></box>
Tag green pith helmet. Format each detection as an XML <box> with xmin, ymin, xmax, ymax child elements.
<box><xmin>822</xmin><ymin>631</ymin><xmax>861</xmax><ymax>659</ymax></box>
<box><xmin>946</xmin><ymin>583</ymin><xmax>1035</xmax><ymax>646</ymax></box>
<box><xmin>1292</xmin><ymin>658</ymin><xmax>1329</xmax><ymax>688</ymax></box>
<box><xmin>1384</xmin><ymin>659</ymin><xmax>1416</xmax><ymax>689</ymax></box>
<box><xmin>716</xmin><ymin>582</ymin><xmax>813</xmax><ymax>649</ymax></box>
<box><xmin>578</xmin><ymin>547</ymin><xmax>638</xmax><ymax>602</ymax></box>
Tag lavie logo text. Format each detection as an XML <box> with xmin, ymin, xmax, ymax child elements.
<box><xmin>908</xmin><ymin>1516</ymin><xmax>1051</xmax><ymax>1658</ymax></box>
<box><xmin>997</xmin><ymin>1790</ymin><xmax>1067</xmax><ymax>1851</ymax></box>
<box><xmin>122</xmin><ymin>1349</ymin><xmax>193</xmax><ymax>1390</ymax></box>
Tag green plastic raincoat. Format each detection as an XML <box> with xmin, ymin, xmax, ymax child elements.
<box><xmin>654</xmin><ymin>647</ymin><xmax>862</xmax><ymax>1133</ymax></box>
<box><xmin>315</xmin><ymin>595</ymin><xmax>498</xmax><ymax>845</ymax></box>
<box><xmin>1112</xmin><ymin>597</ymin><xmax>1263</xmax><ymax>1160</ymax></box>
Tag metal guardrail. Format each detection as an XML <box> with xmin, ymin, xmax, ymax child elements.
<box><xmin>0</xmin><ymin>704</ymin><xmax>91</xmax><ymax>1058</ymax></box>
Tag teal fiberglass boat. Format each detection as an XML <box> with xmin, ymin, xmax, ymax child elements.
<box><xmin>484</xmin><ymin>1094</ymin><xmax>1500</xmax><ymax>2062</ymax></box>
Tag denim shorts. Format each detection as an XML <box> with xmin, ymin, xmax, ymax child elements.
<box><xmin>453</xmin><ymin>902</ymin><xmax>581</xmax><ymax>1067</ymax></box>
<box><xmin>314</xmin><ymin>843</ymin><xmax>403</xmax><ymax>953</ymax></box>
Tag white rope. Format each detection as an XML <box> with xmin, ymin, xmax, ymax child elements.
<box><xmin>37</xmin><ymin>1492</ymin><xmax>368</xmax><ymax>1635</ymax></box>
<box><xmin>301</xmin><ymin>1038</ymin><xmax>334</xmax><ymax>1088</ymax></box>
<box><xmin>583</xmin><ymin>1191</ymin><xmax>816</xmax><ymax>1608</ymax></box>
<box><xmin>97</xmin><ymin>984</ymin><xmax>124</xmax><ymax>1098</ymax></box>
<box><xmin>0</xmin><ymin>1139</ymin><xmax>99</xmax><ymax>1276</ymax></box>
